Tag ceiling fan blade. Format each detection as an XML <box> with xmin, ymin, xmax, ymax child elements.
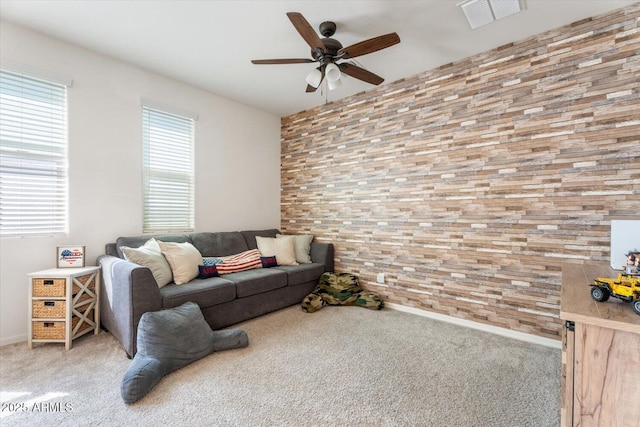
<box><xmin>338</xmin><ymin>32</ymin><xmax>400</xmax><ymax>59</ymax></box>
<box><xmin>251</xmin><ymin>58</ymin><xmax>315</xmax><ymax>64</ymax></box>
<box><xmin>287</xmin><ymin>12</ymin><xmax>326</xmax><ymax>53</ymax></box>
<box><xmin>338</xmin><ymin>63</ymin><xmax>384</xmax><ymax>85</ymax></box>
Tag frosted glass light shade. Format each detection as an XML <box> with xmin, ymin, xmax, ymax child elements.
<box><xmin>327</xmin><ymin>77</ymin><xmax>342</xmax><ymax>91</ymax></box>
<box><xmin>325</xmin><ymin>63</ymin><xmax>341</xmax><ymax>82</ymax></box>
<box><xmin>305</xmin><ymin>68</ymin><xmax>323</xmax><ymax>88</ymax></box>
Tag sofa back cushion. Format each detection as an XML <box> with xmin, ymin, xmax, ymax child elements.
<box><xmin>190</xmin><ymin>232</ymin><xmax>248</xmax><ymax>257</ymax></box>
<box><xmin>116</xmin><ymin>234</ymin><xmax>191</xmax><ymax>259</ymax></box>
<box><xmin>241</xmin><ymin>229</ymin><xmax>280</xmax><ymax>250</ymax></box>
<box><xmin>111</xmin><ymin>229</ymin><xmax>283</xmax><ymax>259</ymax></box>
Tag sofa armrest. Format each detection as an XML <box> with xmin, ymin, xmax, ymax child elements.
<box><xmin>310</xmin><ymin>242</ymin><xmax>334</xmax><ymax>272</ymax></box>
<box><xmin>98</xmin><ymin>254</ymin><xmax>162</xmax><ymax>358</ymax></box>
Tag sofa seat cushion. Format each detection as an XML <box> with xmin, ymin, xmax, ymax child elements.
<box><xmin>274</xmin><ymin>263</ymin><xmax>325</xmax><ymax>287</ymax></box>
<box><xmin>223</xmin><ymin>268</ymin><xmax>287</xmax><ymax>298</ymax></box>
<box><xmin>160</xmin><ymin>277</ymin><xmax>236</xmax><ymax>309</ymax></box>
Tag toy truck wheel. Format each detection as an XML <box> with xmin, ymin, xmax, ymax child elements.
<box><xmin>591</xmin><ymin>286</ymin><xmax>610</xmax><ymax>302</ymax></box>
<box><xmin>633</xmin><ymin>299</ymin><xmax>640</xmax><ymax>315</ymax></box>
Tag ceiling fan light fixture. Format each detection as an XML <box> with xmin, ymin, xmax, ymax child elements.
<box><xmin>327</xmin><ymin>77</ymin><xmax>342</xmax><ymax>91</ymax></box>
<box><xmin>325</xmin><ymin>63</ymin><xmax>341</xmax><ymax>82</ymax></box>
<box><xmin>252</xmin><ymin>12</ymin><xmax>400</xmax><ymax>93</ymax></box>
<box><xmin>305</xmin><ymin>68</ymin><xmax>323</xmax><ymax>88</ymax></box>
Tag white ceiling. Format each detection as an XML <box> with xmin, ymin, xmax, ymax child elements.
<box><xmin>0</xmin><ymin>0</ymin><xmax>635</xmax><ymax>117</ymax></box>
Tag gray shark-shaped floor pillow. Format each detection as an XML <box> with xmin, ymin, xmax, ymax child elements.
<box><xmin>121</xmin><ymin>301</ymin><xmax>248</xmax><ymax>403</ymax></box>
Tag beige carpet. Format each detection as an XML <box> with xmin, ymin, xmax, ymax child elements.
<box><xmin>0</xmin><ymin>306</ymin><xmax>560</xmax><ymax>426</ymax></box>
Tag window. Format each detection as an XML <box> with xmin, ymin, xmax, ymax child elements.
<box><xmin>0</xmin><ymin>69</ymin><xmax>69</xmax><ymax>236</ymax></box>
<box><xmin>142</xmin><ymin>103</ymin><xmax>195</xmax><ymax>233</ymax></box>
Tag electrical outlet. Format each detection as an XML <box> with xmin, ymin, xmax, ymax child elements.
<box><xmin>376</xmin><ymin>273</ymin><xmax>385</xmax><ymax>284</ymax></box>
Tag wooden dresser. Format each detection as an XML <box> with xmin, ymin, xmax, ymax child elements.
<box><xmin>560</xmin><ymin>262</ymin><xmax>640</xmax><ymax>427</ymax></box>
<box><xmin>28</xmin><ymin>266</ymin><xmax>100</xmax><ymax>350</ymax></box>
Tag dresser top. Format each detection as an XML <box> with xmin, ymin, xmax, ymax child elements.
<box><xmin>28</xmin><ymin>266</ymin><xmax>100</xmax><ymax>277</ymax></box>
<box><xmin>561</xmin><ymin>261</ymin><xmax>640</xmax><ymax>334</ymax></box>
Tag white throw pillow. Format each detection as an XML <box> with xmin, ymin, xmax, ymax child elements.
<box><xmin>277</xmin><ymin>234</ymin><xmax>313</xmax><ymax>264</ymax></box>
<box><xmin>157</xmin><ymin>241</ymin><xmax>203</xmax><ymax>285</ymax></box>
<box><xmin>256</xmin><ymin>236</ymin><xmax>298</xmax><ymax>266</ymax></box>
<box><xmin>121</xmin><ymin>238</ymin><xmax>173</xmax><ymax>288</ymax></box>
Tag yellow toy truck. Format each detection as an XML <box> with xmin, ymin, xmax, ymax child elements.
<box><xmin>590</xmin><ymin>273</ymin><xmax>640</xmax><ymax>315</ymax></box>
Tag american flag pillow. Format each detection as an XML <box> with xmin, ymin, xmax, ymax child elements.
<box><xmin>215</xmin><ymin>249</ymin><xmax>263</xmax><ymax>274</ymax></box>
<box><xmin>260</xmin><ymin>256</ymin><xmax>278</xmax><ymax>268</ymax></box>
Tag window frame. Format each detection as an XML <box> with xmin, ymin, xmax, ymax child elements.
<box><xmin>0</xmin><ymin>67</ymin><xmax>71</xmax><ymax>237</ymax></box>
<box><xmin>141</xmin><ymin>102</ymin><xmax>197</xmax><ymax>234</ymax></box>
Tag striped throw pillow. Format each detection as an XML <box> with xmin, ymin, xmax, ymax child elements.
<box><xmin>215</xmin><ymin>249</ymin><xmax>263</xmax><ymax>274</ymax></box>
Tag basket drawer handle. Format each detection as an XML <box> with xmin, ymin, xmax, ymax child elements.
<box><xmin>44</xmin><ymin>322</ymin><xmax>55</xmax><ymax>328</ymax></box>
<box><xmin>44</xmin><ymin>280</ymin><xmax>54</xmax><ymax>285</ymax></box>
<box><xmin>44</xmin><ymin>301</ymin><xmax>55</xmax><ymax>307</ymax></box>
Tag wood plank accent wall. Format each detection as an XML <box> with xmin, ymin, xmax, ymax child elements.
<box><xmin>280</xmin><ymin>5</ymin><xmax>640</xmax><ymax>339</ymax></box>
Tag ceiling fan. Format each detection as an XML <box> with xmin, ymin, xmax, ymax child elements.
<box><xmin>251</xmin><ymin>12</ymin><xmax>400</xmax><ymax>93</ymax></box>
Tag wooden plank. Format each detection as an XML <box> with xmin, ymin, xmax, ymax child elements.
<box><xmin>560</xmin><ymin>262</ymin><xmax>640</xmax><ymax>334</ymax></box>
<box><xmin>574</xmin><ymin>323</ymin><xmax>640</xmax><ymax>426</ymax></box>
<box><xmin>561</xmin><ymin>322</ymin><xmax>574</xmax><ymax>427</ymax></box>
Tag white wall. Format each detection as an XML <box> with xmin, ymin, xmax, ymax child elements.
<box><xmin>611</xmin><ymin>220</ymin><xmax>640</xmax><ymax>270</ymax></box>
<box><xmin>0</xmin><ymin>21</ymin><xmax>282</xmax><ymax>345</ymax></box>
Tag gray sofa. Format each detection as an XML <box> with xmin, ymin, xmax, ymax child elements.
<box><xmin>97</xmin><ymin>229</ymin><xmax>334</xmax><ymax>357</ymax></box>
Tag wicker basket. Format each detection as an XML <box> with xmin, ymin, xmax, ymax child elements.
<box><xmin>32</xmin><ymin>278</ymin><xmax>66</xmax><ymax>297</ymax></box>
<box><xmin>33</xmin><ymin>310</ymin><xmax>95</xmax><ymax>340</ymax></box>
<box><xmin>32</xmin><ymin>321</ymin><xmax>65</xmax><ymax>340</ymax></box>
<box><xmin>32</xmin><ymin>300</ymin><xmax>66</xmax><ymax>319</ymax></box>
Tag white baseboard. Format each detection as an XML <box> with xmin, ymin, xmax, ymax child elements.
<box><xmin>1</xmin><ymin>308</ymin><xmax>560</xmax><ymax>349</ymax></box>
<box><xmin>0</xmin><ymin>333</ymin><xmax>27</xmax><ymax>347</ymax></box>
<box><xmin>385</xmin><ymin>302</ymin><xmax>562</xmax><ymax>349</ymax></box>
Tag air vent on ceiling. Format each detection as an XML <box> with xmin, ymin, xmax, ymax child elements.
<box><xmin>458</xmin><ymin>0</ymin><xmax>523</xmax><ymax>30</ymax></box>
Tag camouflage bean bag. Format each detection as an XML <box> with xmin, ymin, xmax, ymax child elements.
<box><xmin>302</xmin><ymin>272</ymin><xmax>384</xmax><ymax>313</ymax></box>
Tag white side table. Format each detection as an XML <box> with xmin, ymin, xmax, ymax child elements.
<box><xmin>27</xmin><ymin>266</ymin><xmax>101</xmax><ymax>350</ymax></box>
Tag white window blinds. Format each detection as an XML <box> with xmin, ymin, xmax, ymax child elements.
<box><xmin>0</xmin><ymin>70</ymin><xmax>68</xmax><ymax>236</ymax></box>
<box><xmin>142</xmin><ymin>105</ymin><xmax>195</xmax><ymax>233</ymax></box>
